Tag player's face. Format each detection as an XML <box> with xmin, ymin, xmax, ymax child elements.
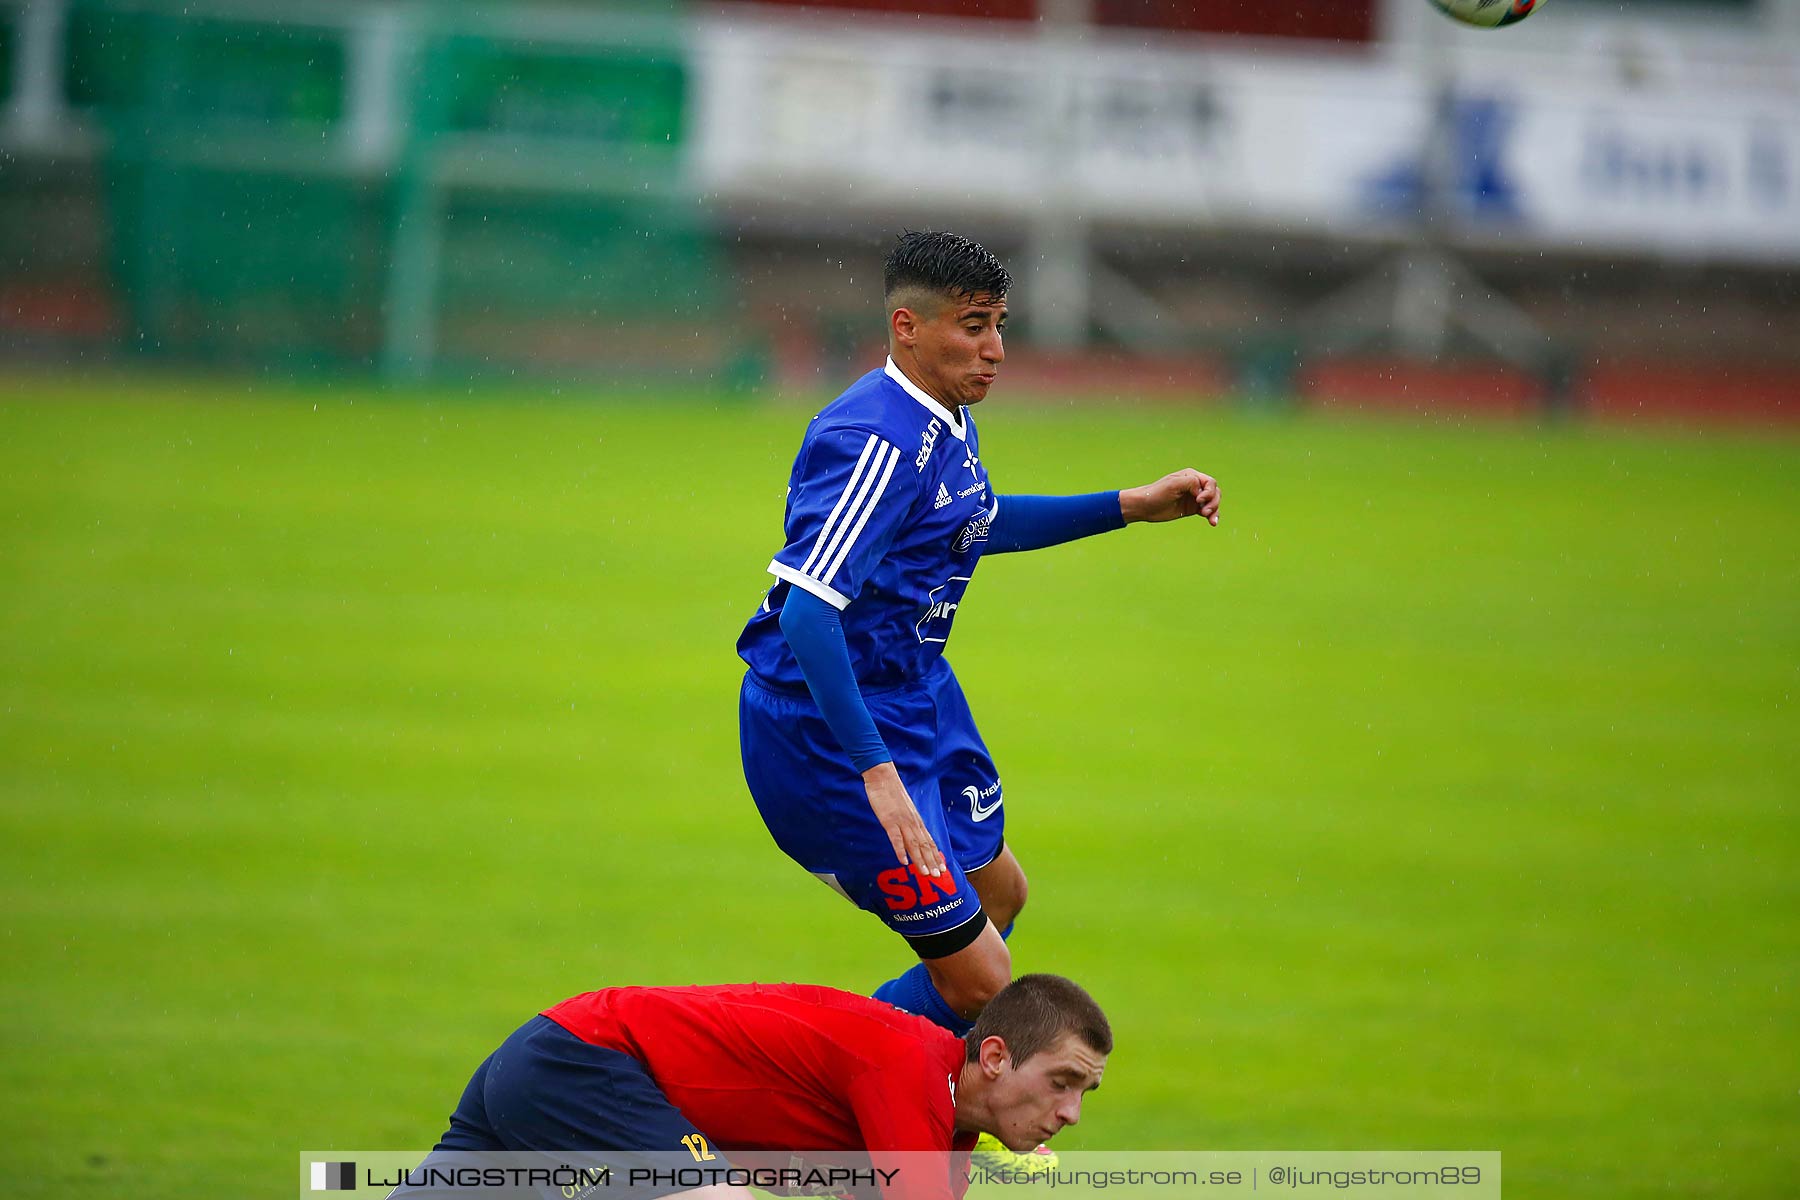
<box><xmin>913</xmin><ymin>294</ymin><xmax>1006</xmax><ymax>407</ymax></box>
<box><xmin>985</xmin><ymin>1033</ymin><xmax>1106</xmax><ymax>1150</ymax></box>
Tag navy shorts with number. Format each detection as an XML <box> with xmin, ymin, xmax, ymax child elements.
<box><xmin>739</xmin><ymin>657</ymin><xmax>1005</xmax><ymax>959</ymax></box>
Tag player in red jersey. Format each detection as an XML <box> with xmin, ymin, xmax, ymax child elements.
<box><xmin>391</xmin><ymin>975</ymin><xmax>1108</xmax><ymax>1200</ymax></box>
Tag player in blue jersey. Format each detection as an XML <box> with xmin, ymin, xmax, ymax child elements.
<box><xmin>737</xmin><ymin>231</ymin><xmax>1221</xmax><ymax>1041</ymax></box>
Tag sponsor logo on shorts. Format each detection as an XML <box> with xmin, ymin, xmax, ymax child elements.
<box><xmin>877</xmin><ymin>864</ymin><xmax>962</xmax><ymax>914</ymax></box>
<box><xmin>962</xmin><ymin>780</ymin><xmax>1002</xmax><ymax>822</ymax></box>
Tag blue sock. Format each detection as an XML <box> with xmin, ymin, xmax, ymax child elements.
<box><xmin>873</xmin><ymin>962</ymin><xmax>974</xmax><ymax>1036</ymax></box>
<box><xmin>999</xmin><ymin>920</ymin><xmax>1015</xmax><ymax>942</ymax></box>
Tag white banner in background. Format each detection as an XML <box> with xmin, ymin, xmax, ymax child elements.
<box><xmin>1504</xmin><ymin>89</ymin><xmax>1800</xmax><ymax>256</ymax></box>
<box><xmin>690</xmin><ymin>13</ymin><xmax>1800</xmax><ymax>263</ymax></box>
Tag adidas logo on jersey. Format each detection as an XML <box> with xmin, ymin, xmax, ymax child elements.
<box><xmin>933</xmin><ymin>482</ymin><xmax>953</xmax><ymax>509</ymax></box>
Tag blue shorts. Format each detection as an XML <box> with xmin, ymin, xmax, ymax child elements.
<box><xmin>739</xmin><ymin>659</ymin><xmax>1005</xmax><ymax>958</ymax></box>
<box><xmin>433</xmin><ymin>1015</ymin><xmax>701</xmax><ymax>1153</ymax></box>
<box><xmin>388</xmin><ymin>1016</ymin><xmax>701</xmax><ymax>1199</ymax></box>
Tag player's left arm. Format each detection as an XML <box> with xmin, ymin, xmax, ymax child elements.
<box><xmin>1120</xmin><ymin>467</ymin><xmax>1221</xmax><ymax>526</ymax></box>
<box><xmin>987</xmin><ymin>469</ymin><xmax>1220</xmax><ymax>554</ymax></box>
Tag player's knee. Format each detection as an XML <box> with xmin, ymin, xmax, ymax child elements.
<box><xmin>986</xmin><ymin>875</ymin><xmax>1027</xmax><ymax>932</ymax></box>
<box><xmin>971</xmin><ymin>851</ymin><xmax>1030</xmax><ymax>930</ymax></box>
<box><xmin>932</xmin><ymin>937</ymin><xmax>1012</xmax><ymax>1018</ymax></box>
<box><xmin>1006</xmin><ymin>866</ymin><xmax>1028</xmax><ymax>921</ymax></box>
<box><xmin>963</xmin><ymin>941</ymin><xmax>1013</xmax><ymax>1014</ymax></box>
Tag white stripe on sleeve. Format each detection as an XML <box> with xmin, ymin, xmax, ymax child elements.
<box><xmin>820</xmin><ymin>442</ymin><xmax>901</xmax><ymax>586</ymax></box>
<box><xmin>768</xmin><ymin>559</ymin><xmax>850</xmax><ymax>610</ymax></box>
<box><xmin>798</xmin><ymin>433</ymin><xmax>878</xmax><ymax>578</ymax></box>
<box><xmin>809</xmin><ymin>439</ymin><xmax>897</xmax><ymax>585</ymax></box>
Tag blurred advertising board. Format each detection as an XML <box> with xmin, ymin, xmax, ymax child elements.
<box><xmin>690</xmin><ymin>10</ymin><xmax>1800</xmax><ymax>263</ymax></box>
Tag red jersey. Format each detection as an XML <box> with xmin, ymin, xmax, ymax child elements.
<box><xmin>542</xmin><ymin>983</ymin><xmax>975</xmax><ymax>1197</ymax></box>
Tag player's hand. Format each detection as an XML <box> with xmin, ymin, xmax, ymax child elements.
<box><xmin>1122</xmin><ymin>469</ymin><xmax>1221</xmax><ymax>527</ymax></box>
<box><xmin>862</xmin><ymin>762</ymin><xmax>946</xmax><ymax>876</ymax></box>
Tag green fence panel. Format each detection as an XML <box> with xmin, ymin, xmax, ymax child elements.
<box><xmin>106</xmin><ymin>162</ymin><xmax>383</xmax><ymax>367</ymax></box>
<box><xmin>65</xmin><ymin>3</ymin><xmax>343</xmax><ymax>126</ymax></box>
<box><xmin>31</xmin><ymin>0</ymin><xmax>733</xmax><ymax>378</ymax></box>
<box><xmin>436</xmin><ymin>192</ymin><xmax>718</xmax><ymax>316</ymax></box>
<box><xmin>440</xmin><ymin>37</ymin><xmax>685</xmax><ymax>146</ymax></box>
<box><xmin>0</xmin><ymin>9</ymin><xmax>14</xmax><ymax>106</ymax></box>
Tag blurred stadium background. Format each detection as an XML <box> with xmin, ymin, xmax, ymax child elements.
<box><xmin>3</xmin><ymin>0</ymin><xmax>1797</xmax><ymax>409</ymax></box>
<box><xmin>1</xmin><ymin>1</ymin><xmax>1796</xmax><ymax>1198</ymax></box>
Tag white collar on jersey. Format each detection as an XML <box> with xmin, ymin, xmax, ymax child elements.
<box><xmin>884</xmin><ymin>357</ymin><xmax>967</xmax><ymax>441</ymax></box>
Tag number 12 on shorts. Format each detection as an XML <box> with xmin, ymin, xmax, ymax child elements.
<box><xmin>681</xmin><ymin>1133</ymin><xmax>717</xmax><ymax>1161</ymax></box>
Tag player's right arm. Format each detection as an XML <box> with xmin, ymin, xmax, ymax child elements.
<box><xmin>780</xmin><ymin>593</ymin><xmax>946</xmax><ymax>875</ymax></box>
<box><xmin>768</xmin><ymin>425</ymin><xmax>944</xmax><ymax>876</ymax></box>
<box><xmin>858</xmin><ymin>760</ymin><xmax>946</xmax><ymax>878</ymax></box>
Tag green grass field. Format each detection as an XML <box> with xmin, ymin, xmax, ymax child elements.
<box><xmin>1</xmin><ymin>372</ymin><xmax>1795</xmax><ymax>1198</ymax></box>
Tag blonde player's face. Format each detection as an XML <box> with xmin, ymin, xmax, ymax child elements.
<box><xmin>910</xmin><ymin>294</ymin><xmax>1006</xmax><ymax>407</ymax></box>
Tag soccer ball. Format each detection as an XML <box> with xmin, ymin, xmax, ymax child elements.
<box><xmin>1429</xmin><ymin>0</ymin><xmax>1544</xmax><ymax>27</ymax></box>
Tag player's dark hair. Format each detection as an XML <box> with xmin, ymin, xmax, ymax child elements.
<box><xmin>964</xmin><ymin>974</ymin><xmax>1111</xmax><ymax>1066</ymax></box>
<box><xmin>883</xmin><ymin>230</ymin><xmax>1011</xmax><ymax>307</ymax></box>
